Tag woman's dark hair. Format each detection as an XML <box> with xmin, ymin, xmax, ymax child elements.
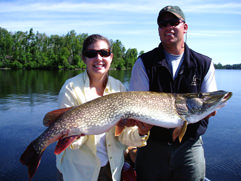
<box><xmin>82</xmin><ymin>34</ymin><xmax>111</xmax><ymax>59</ymax></box>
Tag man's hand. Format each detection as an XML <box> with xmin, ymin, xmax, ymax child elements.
<box><xmin>205</xmin><ymin>111</ymin><xmax>216</xmax><ymax>119</ymax></box>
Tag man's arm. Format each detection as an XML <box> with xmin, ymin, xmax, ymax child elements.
<box><xmin>129</xmin><ymin>58</ymin><xmax>150</xmax><ymax>91</ymax></box>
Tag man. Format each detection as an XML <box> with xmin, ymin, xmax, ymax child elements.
<box><xmin>129</xmin><ymin>5</ymin><xmax>217</xmax><ymax>181</ymax></box>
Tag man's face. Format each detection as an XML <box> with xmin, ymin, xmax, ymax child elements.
<box><xmin>158</xmin><ymin>13</ymin><xmax>188</xmax><ymax>46</ymax></box>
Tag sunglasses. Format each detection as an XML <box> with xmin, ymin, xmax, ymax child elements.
<box><xmin>84</xmin><ymin>49</ymin><xmax>111</xmax><ymax>58</ymax></box>
<box><xmin>158</xmin><ymin>18</ymin><xmax>185</xmax><ymax>28</ymax></box>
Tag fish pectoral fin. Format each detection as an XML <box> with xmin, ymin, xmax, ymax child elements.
<box><xmin>54</xmin><ymin>135</ymin><xmax>80</xmax><ymax>155</ymax></box>
<box><xmin>115</xmin><ymin>119</ymin><xmax>129</xmax><ymax>136</ymax></box>
<box><xmin>178</xmin><ymin>121</ymin><xmax>188</xmax><ymax>142</ymax></box>
<box><xmin>115</xmin><ymin>125</ymin><xmax>125</xmax><ymax>136</ymax></box>
<box><xmin>172</xmin><ymin>120</ymin><xmax>188</xmax><ymax>143</ymax></box>
<box><xmin>172</xmin><ymin>127</ymin><xmax>182</xmax><ymax>142</ymax></box>
<box><xmin>43</xmin><ymin>107</ymin><xmax>73</xmax><ymax>127</ymax></box>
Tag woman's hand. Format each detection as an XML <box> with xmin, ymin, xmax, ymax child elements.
<box><xmin>117</xmin><ymin>119</ymin><xmax>153</xmax><ymax>136</ymax></box>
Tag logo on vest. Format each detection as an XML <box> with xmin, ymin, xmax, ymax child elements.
<box><xmin>191</xmin><ymin>74</ymin><xmax>197</xmax><ymax>86</ymax></box>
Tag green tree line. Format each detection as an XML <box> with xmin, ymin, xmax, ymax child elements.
<box><xmin>214</xmin><ymin>63</ymin><xmax>241</xmax><ymax>69</ymax></box>
<box><xmin>1</xmin><ymin>27</ymin><xmax>240</xmax><ymax>70</ymax></box>
<box><xmin>0</xmin><ymin>27</ymin><xmax>142</xmax><ymax>70</ymax></box>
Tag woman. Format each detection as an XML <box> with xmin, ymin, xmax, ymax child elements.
<box><xmin>56</xmin><ymin>34</ymin><xmax>149</xmax><ymax>181</ymax></box>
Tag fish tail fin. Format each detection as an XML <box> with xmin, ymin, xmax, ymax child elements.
<box><xmin>43</xmin><ymin>107</ymin><xmax>73</xmax><ymax>127</ymax></box>
<box><xmin>172</xmin><ymin>121</ymin><xmax>188</xmax><ymax>143</ymax></box>
<box><xmin>20</xmin><ymin>142</ymin><xmax>44</xmax><ymax>180</ymax></box>
<box><xmin>54</xmin><ymin>135</ymin><xmax>82</xmax><ymax>155</ymax></box>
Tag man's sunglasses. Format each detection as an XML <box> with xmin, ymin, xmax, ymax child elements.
<box><xmin>84</xmin><ymin>49</ymin><xmax>111</xmax><ymax>58</ymax></box>
<box><xmin>158</xmin><ymin>18</ymin><xmax>185</xmax><ymax>28</ymax></box>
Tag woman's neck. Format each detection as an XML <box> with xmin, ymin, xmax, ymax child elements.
<box><xmin>89</xmin><ymin>74</ymin><xmax>108</xmax><ymax>96</ymax></box>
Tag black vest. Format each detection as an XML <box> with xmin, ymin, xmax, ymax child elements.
<box><xmin>141</xmin><ymin>43</ymin><xmax>211</xmax><ymax>143</ymax></box>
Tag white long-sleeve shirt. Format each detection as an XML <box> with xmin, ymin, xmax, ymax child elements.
<box><xmin>129</xmin><ymin>57</ymin><xmax>217</xmax><ymax>92</ymax></box>
<box><xmin>56</xmin><ymin>71</ymin><xmax>147</xmax><ymax>181</ymax></box>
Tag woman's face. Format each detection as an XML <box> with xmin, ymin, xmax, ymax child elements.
<box><xmin>84</xmin><ymin>40</ymin><xmax>113</xmax><ymax>78</ymax></box>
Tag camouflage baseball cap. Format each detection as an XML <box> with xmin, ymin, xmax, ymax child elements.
<box><xmin>157</xmin><ymin>5</ymin><xmax>185</xmax><ymax>22</ymax></box>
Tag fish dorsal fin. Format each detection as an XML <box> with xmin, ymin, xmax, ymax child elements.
<box><xmin>43</xmin><ymin>107</ymin><xmax>73</xmax><ymax>127</ymax></box>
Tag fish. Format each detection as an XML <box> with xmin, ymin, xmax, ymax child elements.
<box><xmin>20</xmin><ymin>90</ymin><xmax>232</xmax><ymax>180</ymax></box>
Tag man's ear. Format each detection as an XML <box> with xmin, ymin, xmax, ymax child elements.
<box><xmin>184</xmin><ymin>23</ymin><xmax>188</xmax><ymax>34</ymax></box>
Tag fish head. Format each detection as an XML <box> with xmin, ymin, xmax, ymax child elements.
<box><xmin>176</xmin><ymin>91</ymin><xmax>232</xmax><ymax>123</ymax></box>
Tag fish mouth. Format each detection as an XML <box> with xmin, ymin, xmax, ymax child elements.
<box><xmin>209</xmin><ymin>91</ymin><xmax>232</xmax><ymax>104</ymax></box>
<box><xmin>223</xmin><ymin>92</ymin><xmax>232</xmax><ymax>101</ymax></box>
<box><xmin>216</xmin><ymin>92</ymin><xmax>232</xmax><ymax>109</ymax></box>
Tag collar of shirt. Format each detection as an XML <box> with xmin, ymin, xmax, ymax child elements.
<box><xmin>82</xmin><ymin>71</ymin><xmax>112</xmax><ymax>102</ymax></box>
<box><xmin>164</xmin><ymin>51</ymin><xmax>184</xmax><ymax>79</ymax></box>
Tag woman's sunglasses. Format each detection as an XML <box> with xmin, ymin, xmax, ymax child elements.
<box><xmin>158</xmin><ymin>18</ymin><xmax>185</xmax><ymax>28</ymax></box>
<box><xmin>84</xmin><ymin>49</ymin><xmax>111</xmax><ymax>58</ymax></box>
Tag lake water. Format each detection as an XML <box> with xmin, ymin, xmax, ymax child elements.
<box><xmin>0</xmin><ymin>69</ymin><xmax>240</xmax><ymax>181</ymax></box>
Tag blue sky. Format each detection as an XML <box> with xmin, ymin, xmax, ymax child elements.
<box><xmin>1</xmin><ymin>0</ymin><xmax>241</xmax><ymax>65</ymax></box>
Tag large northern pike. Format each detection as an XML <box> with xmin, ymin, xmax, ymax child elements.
<box><xmin>20</xmin><ymin>90</ymin><xmax>232</xmax><ymax>180</ymax></box>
